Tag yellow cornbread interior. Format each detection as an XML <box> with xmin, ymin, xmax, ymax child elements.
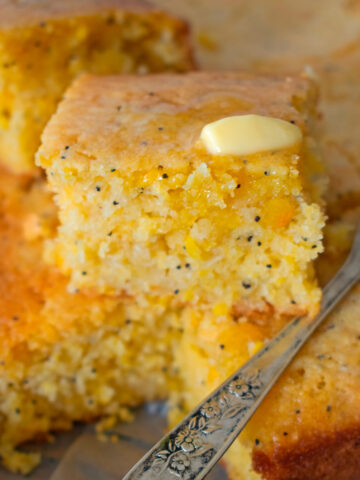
<box><xmin>29</xmin><ymin>73</ymin><xmax>330</xmax><ymax>478</ymax></box>
<box><xmin>2</xmin><ymin>78</ymin><xmax>359</xmax><ymax>478</ymax></box>
<box><xmin>1</xmin><ymin>162</ymin><xmax>358</xmax><ymax>479</ymax></box>
<box><xmin>0</xmin><ymin>11</ymin><xmax>192</xmax><ymax>173</ymax></box>
<box><xmin>0</xmin><ymin>164</ymin><xmax>329</xmax><ymax>478</ymax></box>
<box><xmin>42</xmin><ymin>140</ymin><xmax>324</xmax><ymax>318</ymax></box>
<box><xmin>0</xmin><ymin>301</ymin><xmax>179</xmax><ymax>474</ymax></box>
<box><xmin>170</xmin><ymin>281</ymin><xmax>360</xmax><ymax>480</ymax></box>
<box><xmin>0</xmin><ymin>167</ymin><xmax>182</xmax><ymax>474</ymax></box>
<box><xmin>168</xmin><ymin>307</ymin><xmax>269</xmax><ymax>480</ymax></box>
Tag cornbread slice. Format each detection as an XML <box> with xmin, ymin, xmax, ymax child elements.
<box><xmin>0</xmin><ymin>167</ymin><xmax>179</xmax><ymax>474</ymax></box>
<box><xmin>0</xmin><ymin>154</ymin><xmax>359</xmax><ymax>480</ymax></box>
<box><xmin>0</xmin><ymin>0</ymin><xmax>193</xmax><ymax>173</ymax></box>
<box><xmin>37</xmin><ymin>72</ymin><xmax>326</xmax><ymax>319</ymax></box>
<box><xmin>171</xmin><ymin>284</ymin><xmax>360</xmax><ymax>480</ymax></box>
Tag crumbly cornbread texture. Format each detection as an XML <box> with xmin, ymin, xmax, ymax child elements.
<box><xmin>1</xmin><ymin>0</ymin><xmax>360</xmax><ymax>478</ymax></box>
<box><xmin>0</xmin><ymin>167</ymin><xmax>179</xmax><ymax>474</ymax></box>
<box><xmin>147</xmin><ymin>2</ymin><xmax>360</xmax><ymax>479</ymax></box>
<box><xmin>0</xmin><ymin>0</ymin><xmax>193</xmax><ymax>174</ymax></box>
<box><xmin>170</xmin><ymin>285</ymin><xmax>360</xmax><ymax>480</ymax></box>
<box><xmin>1</xmin><ymin>163</ymin><xmax>359</xmax><ymax>480</ymax></box>
<box><xmin>37</xmin><ymin>72</ymin><xmax>325</xmax><ymax>319</ymax></box>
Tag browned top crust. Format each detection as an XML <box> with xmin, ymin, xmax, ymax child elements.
<box><xmin>244</xmin><ymin>279</ymin><xmax>360</xmax><ymax>480</ymax></box>
<box><xmin>38</xmin><ymin>72</ymin><xmax>314</xmax><ymax>174</ymax></box>
<box><xmin>253</xmin><ymin>425</ymin><xmax>360</xmax><ymax>480</ymax></box>
<box><xmin>0</xmin><ymin>0</ymin><xmax>161</xmax><ymax>30</ymax></box>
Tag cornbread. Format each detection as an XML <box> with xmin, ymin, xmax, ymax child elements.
<box><xmin>170</xmin><ymin>282</ymin><xmax>360</xmax><ymax>480</ymax></box>
<box><xmin>37</xmin><ymin>72</ymin><xmax>326</xmax><ymax>320</ymax></box>
<box><xmin>0</xmin><ymin>0</ymin><xmax>194</xmax><ymax>174</ymax></box>
<box><xmin>1</xmin><ymin>0</ymin><xmax>360</xmax><ymax>478</ymax></box>
<box><xmin>0</xmin><ymin>162</ymin><xmax>359</xmax><ymax>480</ymax></box>
<box><xmin>0</xmin><ymin>166</ymin><xmax>182</xmax><ymax>474</ymax></box>
<box><xmin>146</xmin><ymin>2</ymin><xmax>360</xmax><ymax>479</ymax></box>
<box><xmin>0</xmin><ymin>154</ymin><xmax>359</xmax><ymax>480</ymax></box>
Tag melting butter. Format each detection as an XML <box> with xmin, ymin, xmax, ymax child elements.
<box><xmin>200</xmin><ymin>114</ymin><xmax>302</xmax><ymax>155</ymax></box>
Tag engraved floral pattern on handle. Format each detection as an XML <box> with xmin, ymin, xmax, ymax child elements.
<box><xmin>148</xmin><ymin>369</ymin><xmax>262</xmax><ymax>478</ymax></box>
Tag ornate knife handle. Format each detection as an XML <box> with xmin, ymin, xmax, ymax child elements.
<box><xmin>123</xmin><ymin>224</ymin><xmax>360</xmax><ymax>480</ymax></box>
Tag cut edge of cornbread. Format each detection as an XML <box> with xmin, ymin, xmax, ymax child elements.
<box><xmin>0</xmin><ymin>141</ymin><xmax>359</xmax><ymax>480</ymax></box>
<box><xmin>0</xmin><ymin>0</ymin><xmax>194</xmax><ymax>173</ymax></box>
<box><xmin>37</xmin><ymin>72</ymin><xmax>326</xmax><ymax>320</ymax></box>
<box><xmin>170</xmin><ymin>281</ymin><xmax>360</xmax><ymax>480</ymax></box>
<box><xmin>0</xmin><ymin>167</ymin><xmax>183</xmax><ymax>475</ymax></box>
<box><xmin>0</xmin><ymin>301</ymin><xmax>179</xmax><ymax>474</ymax></box>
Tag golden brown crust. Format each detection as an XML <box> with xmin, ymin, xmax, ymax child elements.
<box><xmin>237</xmin><ymin>280</ymin><xmax>360</xmax><ymax>480</ymax></box>
<box><xmin>38</xmin><ymin>72</ymin><xmax>312</xmax><ymax>175</ymax></box>
<box><xmin>253</xmin><ymin>426</ymin><xmax>360</xmax><ymax>480</ymax></box>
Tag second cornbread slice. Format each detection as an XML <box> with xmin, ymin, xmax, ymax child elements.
<box><xmin>0</xmin><ymin>0</ymin><xmax>193</xmax><ymax>173</ymax></box>
<box><xmin>37</xmin><ymin>72</ymin><xmax>326</xmax><ymax>319</ymax></box>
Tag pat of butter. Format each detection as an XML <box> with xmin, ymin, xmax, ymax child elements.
<box><xmin>200</xmin><ymin>114</ymin><xmax>302</xmax><ymax>155</ymax></box>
